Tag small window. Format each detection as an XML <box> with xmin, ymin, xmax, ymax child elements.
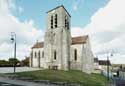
<box><xmin>54</xmin><ymin>51</ymin><xmax>56</xmax><ymax>60</ymax></box>
<box><xmin>74</xmin><ymin>49</ymin><xmax>77</xmax><ymax>61</ymax></box>
<box><xmin>38</xmin><ymin>51</ymin><xmax>40</xmax><ymax>58</ymax></box>
<box><xmin>35</xmin><ymin>52</ymin><xmax>37</xmax><ymax>58</ymax></box>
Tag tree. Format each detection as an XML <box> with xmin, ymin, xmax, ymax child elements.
<box><xmin>0</xmin><ymin>60</ymin><xmax>9</xmax><ymax>66</ymax></box>
<box><xmin>21</xmin><ymin>57</ymin><xmax>29</xmax><ymax>66</ymax></box>
<box><xmin>8</xmin><ymin>58</ymin><xmax>20</xmax><ymax>66</ymax></box>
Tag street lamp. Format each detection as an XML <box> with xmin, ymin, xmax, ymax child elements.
<box><xmin>107</xmin><ymin>53</ymin><xmax>113</xmax><ymax>81</ymax></box>
<box><xmin>10</xmin><ymin>32</ymin><xmax>16</xmax><ymax>73</ymax></box>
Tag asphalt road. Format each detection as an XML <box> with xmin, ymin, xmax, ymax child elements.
<box><xmin>0</xmin><ymin>67</ymin><xmax>55</xmax><ymax>86</ymax></box>
<box><xmin>0</xmin><ymin>77</ymin><xmax>56</xmax><ymax>86</ymax></box>
<box><xmin>115</xmin><ymin>80</ymin><xmax>125</xmax><ymax>86</ymax></box>
<box><xmin>114</xmin><ymin>77</ymin><xmax>125</xmax><ymax>86</ymax></box>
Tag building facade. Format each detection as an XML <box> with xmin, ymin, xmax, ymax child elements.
<box><xmin>30</xmin><ymin>5</ymin><xmax>94</xmax><ymax>74</ymax></box>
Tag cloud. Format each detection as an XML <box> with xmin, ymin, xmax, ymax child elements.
<box><xmin>71</xmin><ymin>27</ymin><xmax>84</xmax><ymax>37</ymax></box>
<box><xmin>72</xmin><ymin>0</ymin><xmax>84</xmax><ymax>11</ymax></box>
<box><xmin>0</xmin><ymin>0</ymin><xmax>44</xmax><ymax>60</ymax></box>
<box><xmin>82</xmin><ymin>0</ymin><xmax>125</xmax><ymax>64</ymax></box>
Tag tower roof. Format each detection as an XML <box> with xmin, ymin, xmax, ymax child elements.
<box><xmin>47</xmin><ymin>5</ymin><xmax>71</xmax><ymax>17</ymax></box>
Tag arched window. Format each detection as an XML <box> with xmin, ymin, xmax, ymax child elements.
<box><xmin>38</xmin><ymin>51</ymin><xmax>41</xmax><ymax>68</ymax></box>
<box><xmin>38</xmin><ymin>51</ymin><xmax>40</xmax><ymax>58</ymax></box>
<box><xmin>35</xmin><ymin>52</ymin><xmax>37</xmax><ymax>58</ymax></box>
<box><xmin>54</xmin><ymin>51</ymin><xmax>56</xmax><ymax>60</ymax></box>
<box><xmin>74</xmin><ymin>49</ymin><xmax>77</xmax><ymax>61</ymax></box>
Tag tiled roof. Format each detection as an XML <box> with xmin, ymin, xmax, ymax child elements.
<box><xmin>32</xmin><ymin>35</ymin><xmax>88</xmax><ymax>49</ymax></box>
<box><xmin>32</xmin><ymin>42</ymin><xmax>44</xmax><ymax>49</ymax></box>
<box><xmin>72</xmin><ymin>35</ymin><xmax>88</xmax><ymax>45</ymax></box>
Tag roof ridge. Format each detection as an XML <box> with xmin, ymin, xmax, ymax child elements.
<box><xmin>47</xmin><ymin>5</ymin><xmax>71</xmax><ymax>17</ymax></box>
<box><xmin>31</xmin><ymin>42</ymin><xmax>44</xmax><ymax>49</ymax></box>
<box><xmin>72</xmin><ymin>35</ymin><xmax>88</xmax><ymax>38</ymax></box>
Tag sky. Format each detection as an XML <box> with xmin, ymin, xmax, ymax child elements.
<box><xmin>0</xmin><ymin>0</ymin><xmax>125</xmax><ymax>64</ymax></box>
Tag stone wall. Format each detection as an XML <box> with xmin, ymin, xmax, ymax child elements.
<box><xmin>70</xmin><ymin>40</ymin><xmax>94</xmax><ymax>74</ymax></box>
<box><xmin>70</xmin><ymin>44</ymin><xmax>83</xmax><ymax>70</ymax></box>
<box><xmin>30</xmin><ymin>48</ymin><xmax>44</xmax><ymax>68</ymax></box>
<box><xmin>82</xmin><ymin>38</ymin><xmax>94</xmax><ymax>74</ymax></box>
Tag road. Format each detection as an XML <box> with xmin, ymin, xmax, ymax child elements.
<box><xmin>0</xmin><ymin>77</ymin><xmax>56</xmax><ymax>86</ymax></box>
<box><xmin>0</xmin><ymin>67</ymin><xmax>44</xmax><ymax>86</ymax></box>
<box><xmin>115</xmin><ymin>79</ymin><xmax>125</xmax><ymax>86</ymax></box>
<box><xmin>113</xmin><ymin>77</ymin><xmax>125</xmax><ymax>86</ymax></box>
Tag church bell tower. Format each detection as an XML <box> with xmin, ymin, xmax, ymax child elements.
<box><xmin>44</xmin><ymin>5</ymin><xmax>71</xmax><ymax>70</ymax></box>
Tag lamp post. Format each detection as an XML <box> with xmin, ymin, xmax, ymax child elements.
<box><xmin>107</xmin><ymin>55</ymin><xmax>110</xmax><ymax>81</ymax></box>
<box><xmin>107</xmin><ymin>53</ymin><xmax>113</xmax><ymax>81</ymax></box>
<box><xmin>10</xmin><ymin>32</ymin><xmax>16</xmax><ymax>73</ymax></box>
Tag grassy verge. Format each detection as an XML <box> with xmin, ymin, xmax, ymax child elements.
<box><xmin>13</xmin><ymin>70</ymin><xmax>108</xmax><ymax>86</ymax></box>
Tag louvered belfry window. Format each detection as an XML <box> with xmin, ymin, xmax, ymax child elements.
<box><xmin>55</xmin><ymin>14</ymin><xmax>57</xmax><ymax>28</ymax></box>
<box><xmin>51</xmin><ymin>16</ymin><xmax>53</xmax><ymax>29</ymax></box>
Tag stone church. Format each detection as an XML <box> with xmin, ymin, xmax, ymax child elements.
<box><xmin>29</xmin><ymin>5</ymin><xmax>94</xmax><ymax>74</ymax></box>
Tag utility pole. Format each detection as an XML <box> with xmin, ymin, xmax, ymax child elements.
<box><xmin>107</xmin><ymin>53</ymin><xmax>113</xmax><ymax>81</ymax></box>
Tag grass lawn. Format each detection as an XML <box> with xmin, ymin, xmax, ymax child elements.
<box><xmin>14</xmin><ymin>70</ymin><xmax>108</xmax><ymax>86</ymax></box>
